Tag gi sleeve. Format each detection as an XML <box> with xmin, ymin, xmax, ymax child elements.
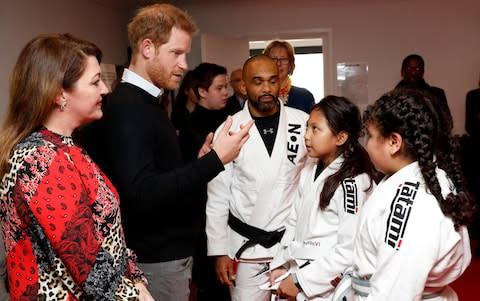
<box><xmin>206</xmin><ymin>154</ymin><xmax>234</xmax><ymax>256</ymax></box>
<box><xmin>366</xmin><ymin>188</ymin><xmax>456</xmax><ymax>300</ymax></box>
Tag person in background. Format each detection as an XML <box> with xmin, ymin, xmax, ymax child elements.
<box><xmin>465</xmin><ymin>74</ymin><xmax>480</xmax><ymax>138</ymax></box>
<box><xmin>263</xmin><ymin>40</ymin><xmax>315</xmax><ymax>113</ymax></box>
<box><xmin>225</xmin><ymin>67</ymin><xmax>247</xmax><ymax>114</ymax></box>
<box><xmin>179</xmin><ymin>62</ymin><xmax>231</xmax><ymax>301</ymax></box>
<box><xmin>0</xmin><ymin>33</ymin><xmax>153</xmax><ymax>300</ymax></box>
<box><xmin>395</xmin><ymin>54</ymin><xmax>453</xmax><ymax>131</ymax></box>
<box><xmin>82</xmin><ymin>4</ymin><xmax>253</xmax><ymax>301</ymax></box>
<box><xmin>171</xmin><ymin>70</ymin><xmax>198</xmax><ymax>134</ymax></box>
<box><xmin>206</xmin><ymin>54</ymin><xmax>309</xmax><ymax>301</ymax></box>
<box><xmin>179</xmin><ymin>63</ymin><xmax>230</xmax><ymax>162</ymax></box>
<box><xmin>349</xmin><ymin>88</ymin><xmax>475</xmax><ymax>300</ymax></box>
<box><xmin>268</xmin><ymin>96</ymin><xmax>380</xmax><ymax>301</ymax></box>
<box><xmin>464</xmin><ymin>74</ymin><xmax>480</xmax><ymax>256</ymax></box>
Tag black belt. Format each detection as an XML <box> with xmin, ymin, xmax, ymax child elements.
<box><xmin>228</xmin><ymin>211</ymin><xmax>285</xmax><ymax>259</ymax></box>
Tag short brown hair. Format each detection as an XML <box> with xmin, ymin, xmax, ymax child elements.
<box><xmin>127</xmin><ymin>3</ymin><xmax>197</xmax><ymax>60</ymax></box>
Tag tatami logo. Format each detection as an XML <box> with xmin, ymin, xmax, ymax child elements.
<box><xmin>342</xmin><ymin>178</ymin><xmax>358</xmax><ymax>214</ymax></box>
<box><xmin>385</xmin><ymin>181</ymin><xmax>419</xmax><ymax>250</ymax></box>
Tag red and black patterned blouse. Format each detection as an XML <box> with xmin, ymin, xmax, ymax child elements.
<box><xmin>0</xmin><ymin>128</ymin><xmax>143</xmax><ymax>300</ymax></box>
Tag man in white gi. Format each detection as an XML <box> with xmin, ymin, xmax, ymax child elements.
<box><xmin>206</xmin><ymin>54</ymin><xmax>309</xmax><ymax>301</ymax></box>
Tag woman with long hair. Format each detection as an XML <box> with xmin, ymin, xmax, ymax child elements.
<box><xmin>0</xmin><ymin>33</ymin><xmax>153</xmax><ymax>300</ymax></box>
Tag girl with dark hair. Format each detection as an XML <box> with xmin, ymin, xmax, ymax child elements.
<box><xmin>348</xmin><ymin>88</ymin><xmax>475</xmax><ymax>300</ymax></box>
<box><xmin>267</xmin><ymin>96</ymin><xmax>380</xmax><ymax>301</ymax></box>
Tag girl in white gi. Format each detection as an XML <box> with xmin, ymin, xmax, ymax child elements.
<box><xmin>268</xmin><ymin>96</ymin><xmax>380</xmax><ymax>300</ymax></box>
<box><xmin>351</xmin><ymin>89</ymin><xmax>476</xmax><ymax>301</ymax></box>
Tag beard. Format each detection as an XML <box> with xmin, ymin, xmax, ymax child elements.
<box><xmin>249</xmin><ymin>93</ymin><xmax>278</xmax><ymax>113</ymax></box>
<box><xmin>146</xmin><ymin>58</ymin><xmax>181</xmax><ymax>90</ymax></box>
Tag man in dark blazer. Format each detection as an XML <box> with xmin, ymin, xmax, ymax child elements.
<box><xmin>225</xmin><ymin>68</ymin><xmax>247</xmax><ymax>115</ymax></box>
<box><xmin>395</xmin><ymin>54</ymin><xmax>453</xmax><ymax>130</ymax></box>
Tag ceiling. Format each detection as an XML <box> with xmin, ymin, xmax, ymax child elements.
<box><xmin>92</xmin><ymin>0</ymin><xmax>252</xmax><ymax>12</ymax></box>
<box><xmin>92</xmin><ymin>0</ymin><xmax>375</xmax><ymax>13</ymax></box>
<box><xmin>91</xmin><ymin>0</ymin><xmax>152</xmax><ymax>12</ymax></box>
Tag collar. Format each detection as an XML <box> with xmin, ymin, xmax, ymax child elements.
<box><xmin>121</xmin><ymin>68</ymin><xmax>163</xmax><ymax>98</ymax></box>
<box><xmin>39</xmin><ymin>127</ymin><xmax>75</xmax><ymax>147</ymax></box>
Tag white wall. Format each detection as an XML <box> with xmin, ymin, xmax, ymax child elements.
<box><xmin>0</xmin><ymin>0</ymin><xmax>130</xmax><ymax>122</ymax></box>
<box><xmin>1</xmin><ymin>0</ymin><xmax>479</xmax><ymax>134</ymax></box>
<box><xmin>175</xmin><ymin>0</ymin><xmax>480</xmax><ymax>134</ymax></box>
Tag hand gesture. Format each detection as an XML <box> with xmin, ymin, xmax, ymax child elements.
<box><xmin>212</xmin><ymin>116</ymin><xmax>254</xmax><ymax>164</ymax></box>
<box><xmin>197</xmin><ymin>132</ymin><xmax>213</xmax><ymax>158</ymax></box>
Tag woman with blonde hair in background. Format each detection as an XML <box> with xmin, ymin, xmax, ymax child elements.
<box><xmin>263</xmin><ymin>40</ymin><xmax>315</xmax><ymax>113</ymax></box>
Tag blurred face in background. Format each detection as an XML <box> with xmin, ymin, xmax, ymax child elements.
<box><xmin>267</xmin><ymin>46</ymin><xmax>291</xmax><ymax>84</ymax></box>
<box><xmin>229</xmin><ymin>68</ymin><xmax>246</xmax><ymax>98</ymax></box>
<box><xmin>198</xmin><ymin>74</ymin><xmax>229</xmax><ymax>110</ymax></box>
<box><xmin>401</xmin><ymin>58</ymin><xmax>424</xmax><ymax>84</ymax></box>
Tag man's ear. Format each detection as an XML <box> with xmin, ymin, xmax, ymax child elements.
<box><xmin>336</xmin><ymin>131</ymin><xmax>349</xmax><ymax>146</ymax></box>
<box><xmin>388</xmin><ymin>132</ymin><xmax>403</xmax><ymax>155</ymax></box>
<box><xmin>140</xmin><ymin>39</ymin><xmax>155</xmax><ymax>59</ymax></box>
<box><xmin>240</xmin><ymin>81</ymin><xmax>246</xmax><ymax>96</ymax></box>
<box><xmin>198</xmin><ymin>87</ymin><xmax>208</xmax><ymax>99</ymax></box>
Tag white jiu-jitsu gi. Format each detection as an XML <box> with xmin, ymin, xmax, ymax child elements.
<box><xmin>206</xmin><ymin>100</ymin><xmax>309</xmax><ymax>300</ymax></box>
<box><xmin>350</xmin><ymin>162</ymin><xmax>471</xmax><ymax>301</ymax></box>
<box><xmin>269</xmin><ymin>156</ymin><xmax>375</xmax><ymax>301</ymax></box>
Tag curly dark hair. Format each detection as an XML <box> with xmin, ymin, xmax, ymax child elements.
<box><xmin>363</xmin><ymin>88</ymin><xmax>476</xmax><ymax>229</ymax></box>
<box><xmin>312</xmin><ymin>96</ymin><xmax>382</xmax><ymax>210</ymax></box>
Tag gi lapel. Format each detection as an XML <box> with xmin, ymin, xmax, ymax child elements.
<box><xmin>248</xmin><ymin>101</ymin><xmax>288</xmax><ymax>229</ymax></box>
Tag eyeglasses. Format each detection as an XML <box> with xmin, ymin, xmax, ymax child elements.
<box><xmin>270</xmin><ymin>57</ymin><xmax>290</xmax><ymax>65</ymax></box>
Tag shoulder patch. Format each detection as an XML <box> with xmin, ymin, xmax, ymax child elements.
<box><xmin>384</xmin><ymin>181</ymin><xmax>419</xmax><ymax>250</ymax></box>
<box><xmin>342</xmin><ymin>178</ymin><xmax>358</xmax><ymax>214</ymax></box>
<box><xmin>287</xmin><ymin>123</ymin><xmax>303</xmax><ymax>165</ymax></box>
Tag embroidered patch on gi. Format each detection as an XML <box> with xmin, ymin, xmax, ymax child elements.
<box><xmin>384</xmin><ymin>181</ymin><xmax>419</xmax><ymax>250</ymax></box>
<box><xmin>342</xmin><ymin>178</ymin><xmax>358</xmax><ymax>214</ymax></box>
<box><xmin>287</xmin><ymin>123</ymin><xmax>302</xmax><ymax>165</ymax></box>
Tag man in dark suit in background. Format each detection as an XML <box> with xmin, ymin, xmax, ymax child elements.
<box><xmin>225</xmin><ymin>67</ymin><xmax>247</xmax><ymax>115</ymax></box>
<box><xmin>395</xmin><ymin>54</ymin><xmax>453</xmax><ymax>130</ymax></box>
<box><xmin>465</xmin><ymin>75</ymin><xmax>480</xmax><ymax>255</ymax></box>
<box><xmin>466</xmin><ymin>76</ymin><xmax>480</xmax><ymax>138</ymax></box>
